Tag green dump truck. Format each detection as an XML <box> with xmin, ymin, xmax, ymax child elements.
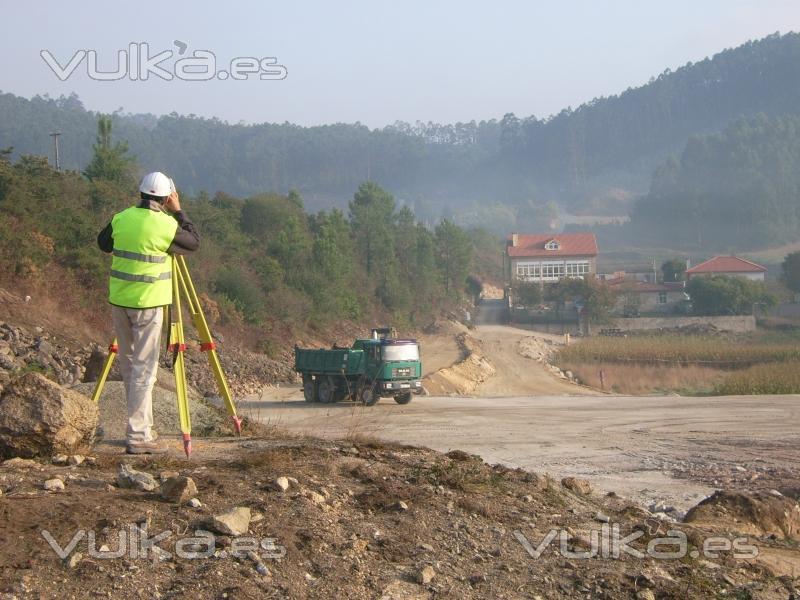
<box><xmin>295</xmin><ymin>328</ymin><xmax>423</xmax><ymax>406</ymax></box>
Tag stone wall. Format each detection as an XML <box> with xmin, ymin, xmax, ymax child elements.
<box><xmin>608</xmin><ymin>315</ymin><xmax>756</xmax><ymax>333</ymax></box>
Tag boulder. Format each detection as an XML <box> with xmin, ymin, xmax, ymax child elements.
<box><xmin>561</xmin><ymin>477</ymin><xmax>592</xmax><ymax>496</ymax></box>
<box><xmin>685</xmin><ymin>490</ymin><xmax>800</xmax><ymax>541</ymax></box>
<box><xmin>117</xmin><ymin>464</ymin><xmax>159</xmax><ymax>492</ymax></box>
<box><xmin>0</xmin><ymin>373</ymin><xmax>98</xmax><ymax>458</ymax></box>
<box><xmin>160</xmin><ymin>476</ymin><xmax>198</xmax><ymax>504</ymax></box>
<box><xmin>211</xmin><ymin>507</ymin><xmax>251</xmax><ymax>536</ymax></box>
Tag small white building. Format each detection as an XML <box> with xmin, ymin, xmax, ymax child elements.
<box><xmin>685</xmin><ymin>256</ymin><xmax>767</xmax><ymax>281</ymax></box>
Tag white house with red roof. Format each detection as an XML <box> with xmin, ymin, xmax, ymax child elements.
<box><xmin>506</xmin><ymin>232</ymin><xmax>599</xmax><ymax>282</ymax></box>
<box><xmin>685</xmin><ymin>256</ymin><xmax>767</xmax><ymax>281</ymax></box>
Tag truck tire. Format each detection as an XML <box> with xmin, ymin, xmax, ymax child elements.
<box><xmin>358</xmin><ymin>385</ymin><xmax>379</xmax><ymax>406</ymax></box>
<box><xmin>317</xmin><ymin>376</ymin><xmax>337</xmax><ymax>404</ymax></box>
<box><xmin>394</xmin><ymin>392</ymin><xmax>412</xmax><ymax>405</ymax></box>
<box><xmin>303</xmin><ymin>376</ymin><xmax>317</xmax><ymax>403</ymax></box>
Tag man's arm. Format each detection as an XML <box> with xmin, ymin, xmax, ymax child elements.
<box><xmin>164</xmin><ymin>190</ymin><xmax>200</xmax><ymax>255</ymax></box>
<box><xmin>97</xmin><ymin>223</ymin><xmax>113</xmax><ymax>253</ymax></box>
<box><xmin>168</xmin><ymin>210</ymin><xmax>200</xmax><ymax>255</ymax></box>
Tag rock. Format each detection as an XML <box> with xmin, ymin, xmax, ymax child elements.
<box><xmin>66</xmin><ymin>552</ymin><xmax>83</xmax><ymax>569</ymax></box>
<box><xmin>685</xmin><ymin>490</ymin><xmax>800</xmax><ymax>541</ymax></box>
<box><xmin>52</xmin><ymin>454</ymin><xmax>69</xmax><ymax>465</ymax></box>
<box><xmin>0</xmin><ymin>373</ymin><xmax>98</xmax><ymax>458</ymax></box>
<box><xmin>273</xmin><ymin>476</ymin><xmax>290</xmax><ymax>492</ymax></box>
<box><xmin>1</xmin><ymin>457</ymin><xmax>40</xmax><ymax>470</ymax></box>
<box><xmin>211</xmin><ymin>507</ymin><xmax>251</xmax><ymax>536</ymax></box>
<box><xmin>303</xmin><ymin>490</ymin><xmax>326</xmax><ymax>505</ymax></box>
<box><xmin>159</xmin><ymin>470</ymin><xmax>180</xmax><ymax>482</ymax></box>
<box><xmin>561</xmin><ymin>477</ymin><xmax>592</xmax><ymax>496</ymax></box>
<box><xmin>68</xmin><ymin>455</ymin><xmax>84</xmax><ymax>466</ymax></box>
<box><xmin>522</xmin><ymin>494</ymin><xmax>533</xmax><ymax>503</ymax></box>
<box><xmin>636</xmin><ymin>591</ymin><xmax>656</xmax><ymax>600</ymax></box>
<box><xmin>416</xmin><ymin>565</ymin><xmax>436</xmax><ymax>585</ymax></box>
<box><xmin>594</xmin><ymin>512</ymin><xmax>611</xmax><ymax>523</ymax></box>
<box><xmin>395</xmin><ymin>500</ymin><xmax>409</xmax><ymax>511</ymax></box>
<box><xmin>160</xmin><ymin>476</ymin><xmax>198</xmax><ymax>504</ymax></box>
<box><xmin>188</xmin><ymin>497</ymin><xmax>202</xmax><ymax>508</ymax></box>
<box><xmin>117</xmin><ymin>464</ymin><xmax>158</xmax><ymax>492</ymax></box>
<box><xmin>43</xmin><ymin>478</ymin><xmax>65</xmax><ymax>491</ymax></box>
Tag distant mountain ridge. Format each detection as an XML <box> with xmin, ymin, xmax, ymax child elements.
<box><xmin>1</xmin><ymin>32</ymin><xmax>799</xmax><ymax>219</ymax></box>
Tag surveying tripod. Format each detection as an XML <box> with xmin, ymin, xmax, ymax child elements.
<box><xmin>90</xmin><ymin>255</ymin><xmax>243</xmax><ymax>456</ymax></box>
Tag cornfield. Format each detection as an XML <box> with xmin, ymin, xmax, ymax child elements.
<box><xmin>714</xmin><ymin>362</ymin><xmax>800</xmax><ymax>395</ymax></box>
<box><xmin>557</xmin><ymin>335</ymin><xmax>800</xmax><ymax>367</ymax></box>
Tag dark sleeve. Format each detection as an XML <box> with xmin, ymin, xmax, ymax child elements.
<box><xmin>97</xmin><ymin>223</ymin><xmax>113</xmax><ymax>253</ymax></box>
<box><xmin>168</xmin><ymin>210</ymin><xmax>200</xmax><ymax>255</ymax></box>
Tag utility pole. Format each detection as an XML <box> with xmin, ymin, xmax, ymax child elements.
<box><xmin>49</xmin><ymin>132</ymin><xmax>62</xmax><ymax>171</ymax></box>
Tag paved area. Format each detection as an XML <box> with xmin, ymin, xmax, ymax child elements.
<box><xmin>244</xmin><ymin>392</ymin><xmax>800</xmax><ymax>511</ymax></box>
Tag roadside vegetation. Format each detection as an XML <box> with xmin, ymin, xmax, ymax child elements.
<box><xmin>0</xmin><ymin>119</ymin><xmax>502</xmax><ymax>350</ymax></box>
<box><xmin>556</xmin><ymin>332</ymin><xmax>800</xmax><ymax>395</ymax></box>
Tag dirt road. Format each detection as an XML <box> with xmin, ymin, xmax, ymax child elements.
<box><xmin>471</xmin><ymin>324</ymin><xmax>590</xmax><ymax>396</ymax></box>
<box><xmin>244</xmin><ymin>392</ymin><xmax>800</xmax><ymax>512</ymax></box>
<box><xmin>248</xmin><ymin>322</ymin><xmax>800</xmax><ymax>513</ymax></box>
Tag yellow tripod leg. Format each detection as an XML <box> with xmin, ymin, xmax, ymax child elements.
<box><xmin>175</xmin><ymin>256</ymin><xmax>242</xmax><ymax>434</ymax></box>
<box><xmin>90</xmin><ymin>339</ymin><xmax>119</xmax><ymax>404</ymax></box>
<box><xmin>171</xmin><ymin>261</ymin><xmax>193</xmax><ymax>456</ymax></box>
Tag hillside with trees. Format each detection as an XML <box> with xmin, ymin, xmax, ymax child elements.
<box><xmin>2</xmin><ymin>32</ymin><xmax>800</xmax><ymax>225</ymax></box>
<box><xmin>0</xmin><ymin>123</ymin><xmax>496</xmax><ymax>349</ymax></box>
<box><xmin>630</xmin><ymin>113</ymin><xmax>800</xmax><ymax>250</ymax></box>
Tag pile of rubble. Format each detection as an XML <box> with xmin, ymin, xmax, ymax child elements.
<box><xmin>0</xmin><ymin>322</ymin><xmax>89</xmax><ymax>390</ymax></box>
<box><xmin>0</xmin><ymin>318</ymin><xmax>295</xmax><ymax>400</ymax></box>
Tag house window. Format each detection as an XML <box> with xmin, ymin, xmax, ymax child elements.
<box><xmin>545</xmin><ymin>240</ymin><xmax>560</xmax><ymax>251</ymax></box>
<box><xmin>541</xmin><ymin>262</ymin><xmax>565</xmax><ymax>279</ymax></box>
<box><xmin>658</xmin><ymin>292</ymin><xmax>667</xmax><ymax>304</ymax></box>
<box><xmin>565</xmin><ymin>261</ymin><xmax>590</xmax><ymax>277</ymax></box>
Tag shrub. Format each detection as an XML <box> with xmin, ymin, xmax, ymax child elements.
<box><xmin>714</xmin><ymin>362</ymin><xmax>800</xmax><ymax>395</ymax></box>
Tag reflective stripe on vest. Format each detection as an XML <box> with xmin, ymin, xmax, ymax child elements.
<box><xmin>108</xmin><ymin>206</ymin><xmax>178</xmax><ymax>309</ymax></box>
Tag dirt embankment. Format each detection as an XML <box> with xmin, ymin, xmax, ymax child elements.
<box><xmin>1</xmin><ymin>437</ymin><xmax>798</xmax><ymax>598</ymax></box>
<box><xmin>422</xmin><ymin>332</ymin><xmax>496</xmax><ymax>396</ymax></box>
<box><xmin>421</xmin><ymin>322</ymin><xmax>591</xmax><ymax>397</ymax></box>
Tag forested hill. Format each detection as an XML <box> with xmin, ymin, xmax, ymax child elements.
<box><xmin>2</xmin><ymin>32</ymin><xmax>799</xmax><ymax>220</ymax></box>
<box><xmin>629</xmin><ymin>113</ymin><xmax>800</xmax><ymax>250</ymax></box>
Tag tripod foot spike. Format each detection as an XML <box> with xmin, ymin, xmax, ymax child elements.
<box><xmin>183</xmin><ymin>434</ymin><xmax>192</xmax><ymax>457</ymax></box>
<box><xmin>231</xmin><ymin>416</ymin><xmax>242</xmax><ymax>435</ymax></box>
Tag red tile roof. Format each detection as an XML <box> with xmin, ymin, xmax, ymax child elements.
<box><xmin>507</xmin><ymin>233</ymin><xmax>598</xmax><ymax>258</ymax></box>
<box><xmin>685</xmin><ymin>256</ymin><xmax>767</xmax><ymax>274</ymax></box>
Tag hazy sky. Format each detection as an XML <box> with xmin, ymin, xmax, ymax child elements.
<box><xmin>4</xmin><ymin>1</ymin><xmax>800</xmax><ymax>127</ymax></box>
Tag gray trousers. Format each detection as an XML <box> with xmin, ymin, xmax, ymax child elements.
<box><xmin>112</xmin><ymin>306</ymin><xmax>163</xmax><ymax>443</ymax></box>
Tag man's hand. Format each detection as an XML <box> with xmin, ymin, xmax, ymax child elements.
<box><xmin>164</xmin><ymin>190</ymin><xmax>181</xmax><ymax>213</ymax></box>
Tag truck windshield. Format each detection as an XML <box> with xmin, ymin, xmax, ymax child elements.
<box><xmin>382</xmin><ymin>344</ymin><xmax>419</xmax><ymax>362</ymax></box>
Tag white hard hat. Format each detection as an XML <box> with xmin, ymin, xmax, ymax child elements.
<box><xmin>139</xmin><ymin>172</ymin><xmax>173</xmax><ymax>197</ymax></box>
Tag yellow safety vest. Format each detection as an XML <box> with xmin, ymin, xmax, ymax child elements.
<box><xmin>108</xmin><ymin>206</ymin><xmax>178</xmax><ymax>309</ymax></box>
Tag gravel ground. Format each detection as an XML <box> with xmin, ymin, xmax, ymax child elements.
<box><xmin>71</xmin><ymin>376</ymin><xmax>230</xmax><ymax>441</ymax></box>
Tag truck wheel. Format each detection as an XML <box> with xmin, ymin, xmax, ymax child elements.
<box><xmin>358</xmin><ymin>385</ymin><xmax>379</xmax><ymax>406</ymax></box>
<box><xmin>303</xmin><ymin>377</ymin><xmax>317</xmax><ymax>403</ymax></box>
<box><xmin>394</xmin><ymin>392</ymin><xmax>412</xmax><ymax>405</ymax></box>
<box><xmin>317</xmin><ymin>376</ymin><xmax>336</xmax><ymax>404</ymax></box>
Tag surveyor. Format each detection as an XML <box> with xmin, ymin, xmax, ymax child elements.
<box><xmin>97</xmin><ymin>172</ymin><xmax>199</xmax><ymax>454</ymax></box>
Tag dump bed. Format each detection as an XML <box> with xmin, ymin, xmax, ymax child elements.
<box><xmin>294</xmin><ymin>347</ymin><xmax>365</xmax><ymax>375</ymax></box>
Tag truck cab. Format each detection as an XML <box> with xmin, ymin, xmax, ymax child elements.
<box><xmin>294</xmin><ymin>327</ymin><xmax>423</xmax><ymax>405</ymax></box>
<box><xmin>352</xmin><ymin>329</ymin><xmax>423</xmax><ymax>403</ymax></box>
